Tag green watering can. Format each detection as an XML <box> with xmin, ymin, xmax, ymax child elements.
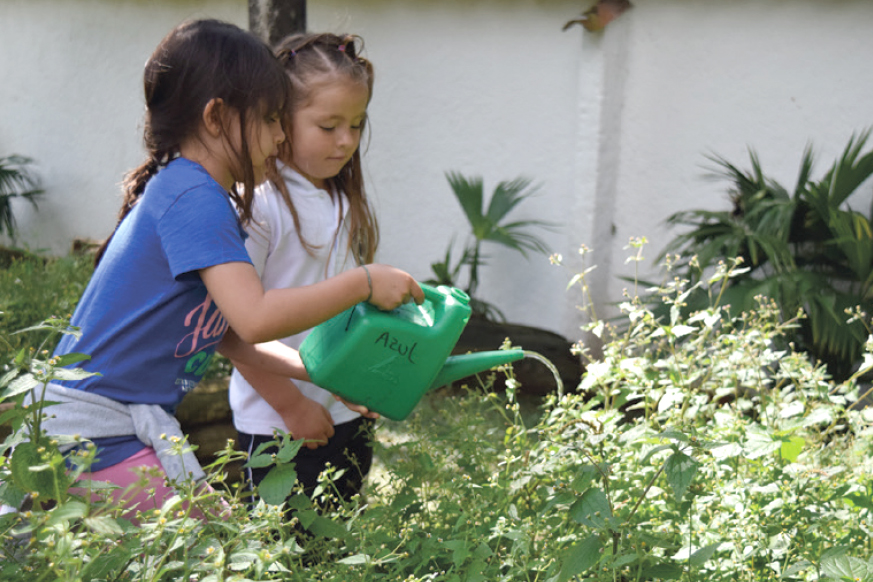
<box><xmin>299</xmin><ymin>283</ymin><xmax>524</xmax><ymax>420</ymax></box>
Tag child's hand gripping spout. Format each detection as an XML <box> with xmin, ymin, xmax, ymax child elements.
<box><xmin>334</xmin><ymin>395</ymin><xmax>380</xmax><ymax>420</ymax></box>
<box><xmin>362</xmin><ymin>264</ymin><xmax>425</xmax><ymax>310</ymax></box>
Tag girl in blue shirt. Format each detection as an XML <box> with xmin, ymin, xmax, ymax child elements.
<box><xmin>40</xmin><ymin>18</ymin><xmax>422</xmax><ymax>519</ymax></box>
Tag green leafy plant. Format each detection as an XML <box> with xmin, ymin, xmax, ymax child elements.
<box><xmin>428</xmin><ymin>171</ymin><xmax>555</xmax><ymax>321</ymax></box>
<box><xmin>3</xmin><ymin>241</ymin><xmax>873</xmax><ymax>580</ymax></box>
<box><xmin>0</xmin><ymin>155</ymin><xmax>43</xmax><ymax>243</ymax></box>
<box><xmin>0</xmin><ymin>317</ymin><xmax>97</xmax><ymax>510</ymax></box>
<box><xmin>658</xmin><ymin>130</ymin><xmax>873</xmax><ymax>380</ymax></box>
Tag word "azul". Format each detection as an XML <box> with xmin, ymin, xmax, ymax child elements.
<box><xmin>374</xmin><ymin>332</ymin><xmax>418</xmax><ymax>364</ymax></box>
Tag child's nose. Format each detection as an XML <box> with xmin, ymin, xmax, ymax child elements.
<box><xmin>337</xmin><ymin>128</ymin><xmax>355</xmax><ymax>147</ymax></box>
<box><xmin>274</xmin><ymin>124</ymin><xmax>286</xmax><ymax>145</ymax></box>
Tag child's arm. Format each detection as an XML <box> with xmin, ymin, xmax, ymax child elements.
<box><xmin>233</xmin><ymin>360</ymin><xmax>335</xmax><ymax>449</ymax></box>
<box><xmin>217</xmin><ymin>328</ymin><xmax>310</xmax><ymax>381</ymax></box>
<box><xmin>201</xmin><ymin>262</ymin><xmax>423</xmax><ymax>345</ymax></box>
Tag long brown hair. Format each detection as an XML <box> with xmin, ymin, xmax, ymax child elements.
<box><xmin>269</xmin><ymin>32</ymin><xmax>379</xmax><ymax>265</ymax></box>
<box><xmin>95</xmin><ymin>19</ymin><xmax>290</xmax><ymax>265</ymax></box>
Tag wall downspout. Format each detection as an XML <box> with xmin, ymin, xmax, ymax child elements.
<box><xmin>568</xmin><ymin>8</ymin><xmax>632</xmax><ymax>354</ymax></box>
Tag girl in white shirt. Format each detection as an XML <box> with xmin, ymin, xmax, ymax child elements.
<box><xmin>229</xmin><ymin>32</ymin><xmax>383</xmax><ymax>505</ymax></box>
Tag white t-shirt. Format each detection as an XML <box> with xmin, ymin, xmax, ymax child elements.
<box><xmin>229</xmin><ymin>164</ymin><xmax>360</xmax><ymax>434</ymax></box>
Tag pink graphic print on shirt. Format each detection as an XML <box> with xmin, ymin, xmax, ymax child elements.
<box><xmin>175</xmin><ymin>294</ymin><xmax>229</xmax><ymax>359</ymax></box>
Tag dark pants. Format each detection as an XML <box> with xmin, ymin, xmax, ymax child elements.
<box><xmin>237</xmin><ymin>417</ymin><xmax>375</xmax><ymax>507</ymax></box>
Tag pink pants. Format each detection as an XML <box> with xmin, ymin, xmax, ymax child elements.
<box><xmin>76</xmin><ymin>447</ymin><xmax>226</xmax><ymax>524</ymax></box>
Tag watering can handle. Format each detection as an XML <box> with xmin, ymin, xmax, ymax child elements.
<box><xmin>415</xmin><ymin>283</ymin><xmax>470</xmax><ymax>331</ymax></box>
<box><xmin>418</xmin><ymin>283</ymin><xmax>470</xmax><ymax>306</ymax></box>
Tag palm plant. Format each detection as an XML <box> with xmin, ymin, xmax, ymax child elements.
<box><xmin>0</xmin><ymin>154</ymin><xmax>43</xmax><ymax>243</ymax></box>
<box><xmin>659</xmin><ymin>129</ymin><xmax>873</xmax><ymax>380</ymax></box>
<box><xmin>428</xmin><ymin>171</ymin><xmax>555</xmax><ymax>321</ymax></box>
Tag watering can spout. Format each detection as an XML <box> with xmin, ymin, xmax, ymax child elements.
<box><xmin>429</xmin><ymin>349</ymin><xmax>526</xmax><ymax>390</ymax></box>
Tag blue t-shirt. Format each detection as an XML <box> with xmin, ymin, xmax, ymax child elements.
<box><xmin>54</xmin><ymin>158</ymin><xmax>251</xmax><ymax>469</ymax></box>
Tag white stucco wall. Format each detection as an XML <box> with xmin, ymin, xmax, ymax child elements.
<box><xmin>2</xmin><ymin>0</ymin><xmax>873</xmax><ymax>344</ymax></box>
<box><xmin>605</xmin><ymin>0</ymin><xmax>873</xmax><ymax>307</ymax></box>
<box><xmin>0</xmin><ymin>0</ymin><xmax>247</xmax><ymax>248</ymax></box>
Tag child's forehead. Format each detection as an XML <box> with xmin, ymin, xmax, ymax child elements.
<box><xmin>297</xmin><ymin>76</ymin><xmax>369</xmax><ymax>112</ymax></box>
<box><xmin>304</xmin><ymin>72</ymin><xmax>367</xmax><ymax>96</ymax></box>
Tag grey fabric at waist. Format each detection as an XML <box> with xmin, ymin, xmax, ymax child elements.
<box><xmin>29</xmin><ymin>382</ymin><xmax>206</xmax><ymax>484</ymax></box>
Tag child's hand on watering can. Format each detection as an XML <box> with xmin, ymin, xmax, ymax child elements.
<box><xmin>362</xmin><ymin>264</ymin><xmax>424</xmax><ymax>311</ymax></box>
<box><xmin>335</xmin><ymin>395</ymin><xmax>380</xmax><ymax>419</ymax></box>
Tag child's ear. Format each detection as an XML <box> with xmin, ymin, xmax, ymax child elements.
<box><xmin>201</xmin><ymin>98</ymin><xmax>226</xmax><ymax>137</ymax></box>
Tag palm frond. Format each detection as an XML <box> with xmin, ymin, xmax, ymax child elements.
<box><xmin>485</xmin><ymin>176</ymin><xmax>536</xmax><ymax>224</ymax></box>
<box><xmin>825</xmin><ymin>129</ymin><xmax>873</xmax><ymax>209</ymax></box>
<box><xmin>439</xmin><ymin>171</ymin><xmax>556</xmax><ymax>320</ymax></box>
<box><xmin>659</xmin><ymin>132</ymin><xmax>873</xmax><ymax>379</ymax></box>
<box><xmin>0</xmin><ymin>155</ymin><xmax>44</xmax><ymax>240</ymax></box>
<box><xmin>446</xmin><ymin>172</ymin><xmax>486</xmax><ymax>233</ymax></box>
<box><xmin>816</xmin><ymin>212</ymin><xmax>873</xmax><ymax>290</ymax></box>
<box><xmin>803</xmin><ymin>289</ymin><xmax>869</xmax><ymax>371</ymax></box>
<box><xmin>791</xmin><ymin>144</ymin><xmax>815</xmax><ymax>200</ymax></box>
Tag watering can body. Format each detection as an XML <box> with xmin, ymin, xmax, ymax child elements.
<box><xmin>299</xmin><ymin>284</ymin><xmax>524</xmax><ymax>420</ymax></box>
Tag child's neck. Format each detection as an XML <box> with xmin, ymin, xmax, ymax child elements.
<box><xmin>180</xmin><ymin>135</ymin><xmax>234</xmax><ymax>191</ymax></box>
<box><xmin>284</xmin><ymin>160</ymin><xmax>327</xmax><ymax>191</ymax></box>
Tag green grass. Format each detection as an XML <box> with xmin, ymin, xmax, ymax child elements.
<box><xmin>0</xmin><ymin>250</ymin><xmax>92</xmax><ymax>365</ymax></box>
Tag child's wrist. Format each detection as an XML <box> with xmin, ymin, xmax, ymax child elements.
<box><xmin>361</xmin><ymin>265</ymin><xmax>373</xmax><ymax>302</ymax></box>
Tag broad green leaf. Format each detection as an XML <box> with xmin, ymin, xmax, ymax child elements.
<box><xmin>78</xmin><ymin>538</ymin><xmax>138</xmax><ymax>580</ymax></box>
<box><xmin>640</xmin><ymin>444</ymin><xmax>674</xmax><ymax>465</ymax></box>
<box><xmin>308</xmin><ymin>515</ymin><xmax>348</xmax><ymax>539</ymax></box>
<box><xmin>51</xmin><ymin>352</ymin><xmax>91</xmax><ymax>367</ymax></box>
<box><xmin>558</xmin><ymin>534</ymin><xmax>601</xmax><ymax>582</ymax></box>
<box><xmin>709</xmin><ymin>441</ymin><xmax>743</xmax><ymax>460</ymax></box>
<box><xmin>671</xmin><ymin>325</ymin><xmax>696</xmax><ymax>337</ymax></box>
<box><xmin>664</xmin><ymin>452</ymin><xmax>700</xmax><ymax>501</ymax></box>
<box><xmin>570</xmin><ymin>465</ymin><xmax>599</xmax><ymax>493</ymax></box>
<box><xmin>285</xmin><ymin>493</ymin><xmax>310</xmax><ymax>511</ymax></box>
<box><xmin>83</xmin><ymin>515</ymin><xmax>125</xmax><ymax>535</ymax></box>
<box><xmin>0</xmin><ymin>368</ymin><xmax>20</xmax><ymax>389</ymax></box>
<box><xmin>779</xmin><ymin>435</ymin><xmax>805</xmax><ymax>463</ymax></box>
<box><xmin>821</xmin><ymin>554</ymin><xmax>873</xmax><ymax>581</ymax></box>
<box><xmin>658</xmin><ymin>429</ymin><xmax>690</xmax><ymax>443</ymax></box>
<box><xmin>569</xmin><ymin>488</ymin><xmax>611</xmax><ymax>529</ymax></box>
<box><xmin>275</xmin><ymin>437</ymin><xmax>303</xmax><ymax>464</ymax></box>
<box><xmin>645</xmin><ymin>562</ymin><xmax>684</xmax><ymax>579</ymax></box>
<box><xmin>844</xmin><ymin>491</ymin><xmax>873</xmax><ymax>512</ymax></box>
<box><xmin>1</xmin><ymin>373</ymin><xmax>39</xmax><ymax>399</ymax></box>
<box><xmin>778</xmin><ymin>400</ymin><xmax>805</xmax><ymax>419</ymax></box>
<box><xmin>258</xmin><ymin>463</ymin><xmax>297</xmax><ymax>505</ymax></box>
<box><xmin>10</xmin><ymin>442</ymin><xmax>67</xmax><ymax>499</ymax></box>
<box><xmin>442</xmin><ymin>539</ymin><xmax>471</xmax><ymax>566</ymax></box>
<box><xmin>47</xmin><ymin>501</ymin><xmax>88</xmax><ymax>526</ymax></box>
<box><xmin>50</xmin><ymin>367</ymin><xmax>99</xmax><ymax>382</ymax></box>
<box><xmin>744</xmin><ymin>425</ymin><xmax>782</xmax><ymax>459</ymax></box>
<box><xmin>294</xmin><ymin>508</ymin><xmax>318</xmax><ymax>529</ymax></box>
<box><xmin>689</xmin><ymin>542</ymin><xmax>721</xmax><ymax>566</ymax></box>
<box><xmin>244</xmin><ymin>452</ymin><xmax>276</xmax><ymax>469</ymax></box>
<box><xmin>610</xmin><ymin>552</ymin><xmax>639</xmax><ymax>568</ymax></box>
<box><xmin>228</xmin><ymin>548</ymin><xmax>258</xmax><ymax>570</ymax></box>
<box><xmin>338</xmin><ymin>554</ymin><xmax>371</xmax><ymax>565</ymax></box>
